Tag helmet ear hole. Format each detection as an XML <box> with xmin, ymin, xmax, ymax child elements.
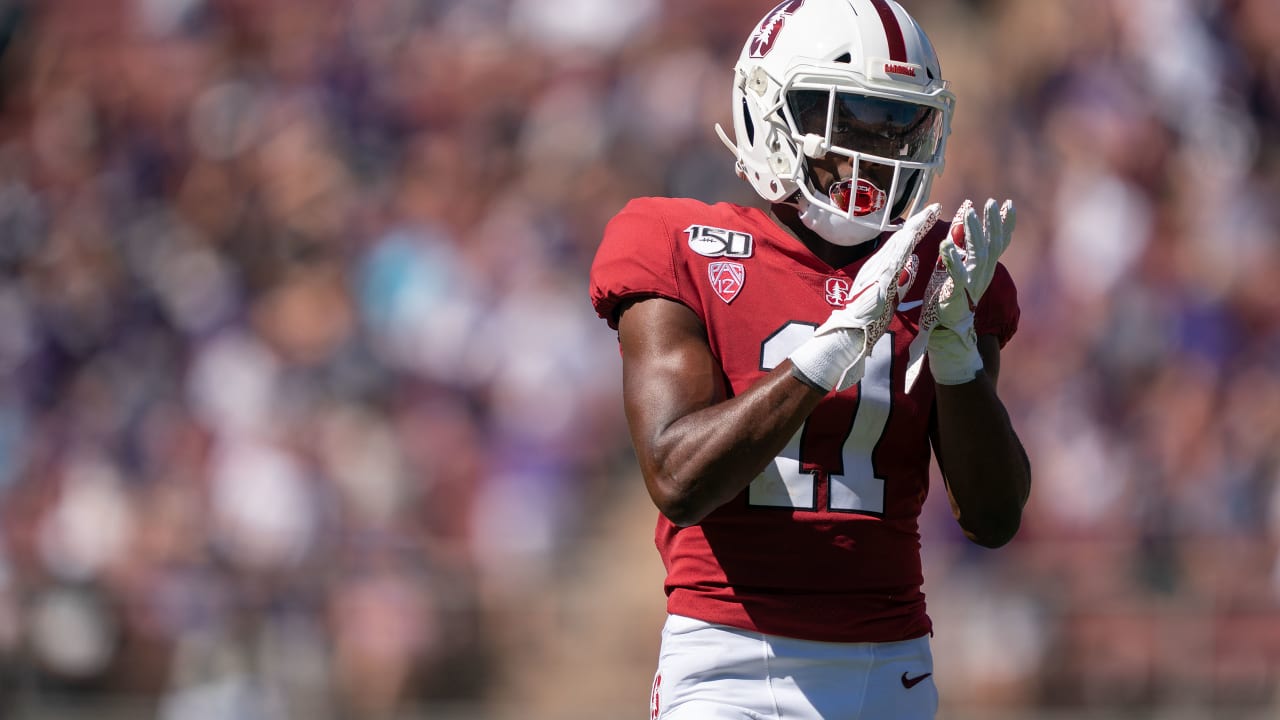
<box><xmin>741</xmin><ymin>98</ymin><xmax>755</xmax><ymax>146</ymax></box>
<box><xmin>833</xmin><ymin>52</ymin><xmax>852</xmax><ymax>64</ymax></box>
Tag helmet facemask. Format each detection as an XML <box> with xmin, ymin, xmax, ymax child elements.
<box><xmin>782</xmin><ymin>80</ymin><xmax>951</xmax><ymax>246</ymax></box>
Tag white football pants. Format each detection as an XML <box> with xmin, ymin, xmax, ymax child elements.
<box><xmin>650</xmin><ymin>614</ymin><xmax>938</xmax><ymax>720</ymax></box>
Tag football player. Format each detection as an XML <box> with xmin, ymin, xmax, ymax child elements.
<box><xmin>589</xmin><ymin>1</ymin><xmax>1031</xmax><ymax>718</ymax></box>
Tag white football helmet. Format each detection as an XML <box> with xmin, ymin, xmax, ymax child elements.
<box><xmin>715</xmin><ymin>0</ymin><xmax>955</xmax><ymax>246</ymax></box>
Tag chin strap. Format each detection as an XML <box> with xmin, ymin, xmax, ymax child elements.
<box><xmin>713</xmin><ymin>123</ymin><xmax>737</xmax><ymax>155</ymax></box>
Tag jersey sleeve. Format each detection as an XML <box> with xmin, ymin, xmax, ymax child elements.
<box><xmin>974</xmin><ymin>262</ymin><xmax>1019</xmax><ymax>347</ymax></box>
<box><xmin>589</xmin><ymin>200</ymin><xmax>690</xmax><ymax>330</ymax></box>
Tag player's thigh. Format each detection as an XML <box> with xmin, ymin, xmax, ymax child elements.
<box><xmin>660</xmin><ymin>700</ymin><xmax>766</xmax><ymax>720</ymax></box>
<box><xmin>857</xmin><ymin>634</ymin><xmax>938</xmax><ymax>719</ymax></box>
<box><xmin>764</xmin><ymin>632</ymin><xmax>936</xmax><ymax>720</ymax></box>
<box><xmin>651</xmin><ymin>615</ymin><xmax>774</xmax><ymax>720</ymax></box>
<box><xmin>652</xmin><ymin>615</ymin><xmax>937</xmax><ymax>720</ymax></box>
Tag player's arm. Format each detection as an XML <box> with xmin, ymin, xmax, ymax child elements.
<box><xmin>932</xmin><ymin>335</ymin><xmax>1030</xmax><ymax>548</ymax></box>
<box><xmin>615</xmin><ymin>205</ymin><xmax>939</xmax><ymax>527</ymax></box>
<box><xmin>617</xmin><ymin>297</ymin><xmax>824</xmax><ymax>527</ymax></box>
<box><xmin>923</xmin><ymin>199</ymin><xmax>1030</xmax><ymax>548</ymax></box>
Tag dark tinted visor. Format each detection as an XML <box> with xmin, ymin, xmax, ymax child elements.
<box><xmin>787</xmin><ymin>90</ymin><xmax>944</xmax><ymax>163</ymax></box>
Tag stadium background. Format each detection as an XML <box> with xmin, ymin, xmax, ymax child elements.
<box><xmin>0</xmin><ymin>0</ymin><xmax>1278</xmax><ymax>718</ymax></box>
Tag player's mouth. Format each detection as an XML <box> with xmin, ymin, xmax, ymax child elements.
<box><xmin>828</xmin><ymin>177</ymin><xmax>887</xmax><ymax>217</ymax></box>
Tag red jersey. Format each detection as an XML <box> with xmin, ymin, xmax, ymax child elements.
<box><xmin>589</xmin><ymin>197</ymin><xmax>1019</xmax><ymax>643</ymax></box>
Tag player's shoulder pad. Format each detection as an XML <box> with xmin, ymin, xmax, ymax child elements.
<box><xmin>591</xmin><ymin>197</ymin><xmax>729</xmax><ymax>329</ymax></box>
<box><xmin>608</xmin><ymin>196</ymin><xmax>744</xmax><ymax>237</ymax></box>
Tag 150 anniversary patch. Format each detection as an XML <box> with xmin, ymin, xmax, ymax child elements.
<box><xmin>685</xmin><ymin>225</ymin><xmax>754</xmax><ymax>258</ymax></box>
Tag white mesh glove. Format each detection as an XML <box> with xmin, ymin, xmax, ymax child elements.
<box><xmin>789</xmin><ymin>203</ymin><xmax>941</xmax><ymax>392</ymax></box>
<box><xmin>905</xmin><ymin>198</ymin><xmax>1015</xmax><ymax>389</ymax></box>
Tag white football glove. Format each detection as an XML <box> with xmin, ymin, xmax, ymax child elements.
<box><xmin>905</xmin><ymin>198</ymin><xmax>1015</xmax><ymax>389</ymax></box>
<box><xmin>789</xmin><ymin>203</ymin><xmax>941</xmax><ymax>392</ymax></box>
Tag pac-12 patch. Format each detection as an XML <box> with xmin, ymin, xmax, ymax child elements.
<box><xmin>708</xmin><ymin>261</ymin><xmax>745</xmax><ymax>304</ymax></box>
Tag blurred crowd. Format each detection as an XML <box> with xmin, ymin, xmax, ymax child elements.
<box><xmin>0</xmin><ymin>0</ymin><xmax>1276</xmax><ymax>718</ymax></box>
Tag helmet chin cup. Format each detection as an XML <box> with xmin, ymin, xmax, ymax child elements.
<box><xmin>797</xmin><ymin>193</ymin><xmax>886</xmax><ymax>247</ymax></box>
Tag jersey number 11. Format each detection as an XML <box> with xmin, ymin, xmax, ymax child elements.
<box><xmin>754</xmin><ymin>323</ymin><xmax>893</xmax><ymax>516</ymax></box>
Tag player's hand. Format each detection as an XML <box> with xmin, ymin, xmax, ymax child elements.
<box><xmin>937</xmin><ymin>198</ymin><xmax>1014</xmax><ymax>327</ymax></box>
<box><xmin>906</xmin><ymin>199</ymin><xmax>1015</xmax><ymax>388</ymax></box>
<box><xmin>789</xmin><ymin>203</ymin><xmax>940</xmax><ymax>392</ymax></box>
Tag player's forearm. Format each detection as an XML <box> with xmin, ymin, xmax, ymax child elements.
<box><xmin>933</xmin><ymin>373</ymin><xmax>1031</xmax><ymax>547</ymax></box>
<box><xmin>638</xmin><ymin>364</ymin><xmax>824</xmax><ymax>526</ymax></box>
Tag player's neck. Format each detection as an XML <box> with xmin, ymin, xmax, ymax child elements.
<box><xmin>770</xmin><ymin>203</ymin><xmax>882</xmax><ymax>269</ymax></box>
